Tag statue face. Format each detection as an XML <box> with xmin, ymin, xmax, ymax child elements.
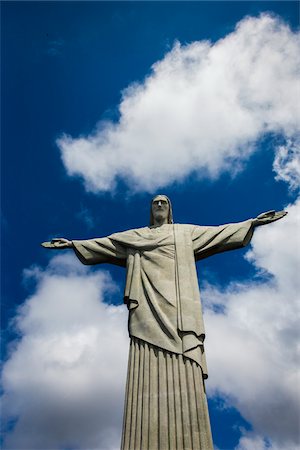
<box><xmin>151</xmin><ymin>195</ymin><xmax>170</xmax><ymax>224</ymax></box>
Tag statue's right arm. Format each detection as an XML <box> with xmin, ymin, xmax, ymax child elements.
<box><xmin>42</xmin><ymin>235</ymin><xmax>127</xmax><ymax>267</ymax></box>
<box><xmin>41</xmin><ymin>238</ymin><xmax>73</xmax><ymax>249</ymax></box>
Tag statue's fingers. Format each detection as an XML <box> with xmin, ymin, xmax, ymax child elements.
<box><xmin>51</xmin><ymin>238</ymin><xmax>65</xmax><ymax>243</ymax></box>
<box><xmin>41</xmin><ymin>242</ymin><xmax>53</xmax><ymax>248</ymax></box>
<box><xmin>274</xmin><ymin>210</ymin><xmax>288</xmax><ymax>220</ymax></box>
<box><xmin>266</xmin><ymin>210</ymin><xmax>276</xmax><ymax>217</ymax></box>
<box><xmin>257</xmin><ymin>210</ymin><xmax>275</xmax><ymax>219</ymax></box>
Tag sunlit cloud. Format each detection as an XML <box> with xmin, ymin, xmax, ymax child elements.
<box><xmin>2</xmin><ymin>254</ymin><xmax>128</xmax><ymax>450</ymax></box>
<box><xmin>58</xmin><ymin>14</ymin><xmax>300</xmax><ymax>193</ymax></box>
<box><xmin>273</xmin><ymin>137</ymin><xmax>300</xmax><ymax>191</ymax></box>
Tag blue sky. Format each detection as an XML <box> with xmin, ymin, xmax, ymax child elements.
<box><xmin>2</xmin><ymin>2</ymin><xmax>299</xmax><ymax>450</ymax></box>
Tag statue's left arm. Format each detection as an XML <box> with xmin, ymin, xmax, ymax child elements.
<box><xmin>192</xmin><ymin>210</ymin><xmax>287</xmax><ymax>260</ymax></box>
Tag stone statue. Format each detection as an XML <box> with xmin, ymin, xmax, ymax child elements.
<box><xmin>42</xmin><ymin>195</ymin><xmax>287</xmax><ymax>450</ymax></box>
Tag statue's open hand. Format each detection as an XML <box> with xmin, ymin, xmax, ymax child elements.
<box><xmin>253</xmin><ymin>210</ymin><xmax>287</xmax><ymax>226</ymax></box>
<box><xmin>41</xmin><ymin>238</ymin><xmax>73</xmax><ymax>249</ymax></box>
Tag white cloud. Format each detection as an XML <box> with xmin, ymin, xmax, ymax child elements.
<box><xmin>273</xmin><ymin>137</ymin><xmax>300</xmax><ymax>191</ymax></box>
<box><xmin>57</xmin><ymin>14</ymin><xmax>300</xmax><ymax>193</ymax></box>
<box><xmin>2</xmin><ymin>254</ymin><xmax>128</xmax><ymax>450</ymax></box>
<box><xmin>203</xmin><ymin>198</ymin><xmax>300</xmax><ymax>449</ymax></box>
<box><xmin>236</xmin><ymin>434</ymin><xmax>270</xmax><ymax>450</ymax></box>
<box><xmin>236</xmin><ymin>433</ymin><xmax>299</xmax><ymax>450</ymax></box>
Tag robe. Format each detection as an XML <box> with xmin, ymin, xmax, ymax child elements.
<box><xmin>73</xmin><ymin>220</ymin><xmax>253</xmax><ymax>378</ymax></box>
<box><xmin>72</xmin><ymin>220</ymin><xmax>254</xmax><ymax>449</ymax></box>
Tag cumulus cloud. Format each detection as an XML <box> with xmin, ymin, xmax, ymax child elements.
<box><xmin>236</xmin><ymin>433</ymin><xmax>297</xmax><ymax>450</ymax></box>
<box><xmin>236</xmin><ymin>434</ymin><xmax>273</xmax><ymax>450</ymax></box>
<box><xmin>273</xmin><ymin>138</ymin><xmax>300</xmax><ymax>191</ymax></box>
<box><xmin>57</xmin><ymin>14</ymin><xmax>300</xmax><ymax>193</ymax></box>
<box><xmin>2</xmin><ymin>254</ymin><xmax>128</xmax><ymax>450</ymax></box>
<box><xmin>203</xmin><ymin>199</ymin><xmax>300</xmax><ymax>449</ymax></box>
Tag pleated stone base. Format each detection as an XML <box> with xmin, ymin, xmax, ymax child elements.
<box><xmin>121</xmin><ymin>337</ymin><xmax>213</xmax><ymax>450</ymax></box>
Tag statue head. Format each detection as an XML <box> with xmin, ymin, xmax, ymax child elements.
<box><xmin>150</xmin><ymin>194</ymin><xmax>173</xmax><ymax>226</ymax></box>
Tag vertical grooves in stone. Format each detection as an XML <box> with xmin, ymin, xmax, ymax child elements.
<box><xmin>149</xmin><ymin>345</ymin><xmax>158</xmax><ymax>450</ymax></box>
<box><xmin>158</xmin><ymin>351</ymin><xmax>168</xmax><ymax>450</ymax></box>
<box><xmin>120</xmin><ymin>342</ymin><xmax>129</xmax><ymax>450</ymax></box>
<box><xmin>194</xmin><ymin>361</ymin><xmax>213</xmax><ymax>449</ymax></box>
<box><xmin>194</xmin><ymin>361</ymin><xmax>205</xmax><ymax>447</ymax></box>
<box><xmin>128</xmin><ymin>339</ymin><xmax>139</xmax><ymax>450</ymax></box>
<box><xmin>146</xmin><ymin>343</ymin><xmax>151</xmax><ymax>450</ymax></box>
<box><xmin>121</xmin><ymin>338</ymin><xmax>214</xmax><ymax>450</ymax></box>
<box><xmin>121</xmin><ymin>340</ymin><xmax>134</xmax><ymax>450</ymax></box>
<box><xmin>186</xmin><ymin>360</ymin><xmax>201</xmax><ymax>450</ymax></box>
<box><xmin>192</xmin><ymin>360</ymin><xmax>202</xmax><ymax>440</ymax></box>
<box><xmin>141</xmin><ymin>340</ymin><xmax>149</xmax><ymax>450</ymax></box>
<box><xmin>134</xmin><ymin>340</ymin><xmax>144</xmax><ymax>448</ymax></box>
<box><xmin>179</xmin><ymin>355</ymin><xmax>192</xmax><ymax>449</ymax></box>
<box><xmin>202</xmin><ymin>375</ymin><xmax>214</xmax><ymax>450</ymax></box>
<box><xmin>166</xmin><ymin>353</ymin><xmax>176</xmax><ymax>450</ymax></box>
<box><xmin>173</xmin><ymin>354</ymin><xmax>183</xmax><ymax>449</ymax></box>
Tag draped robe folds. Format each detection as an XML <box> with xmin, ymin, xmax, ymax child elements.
<box><xmin>73</xmin><ymin>221</ymin><xmax>254</xmax><ymax>449</ymax></box>
<box><xmin>72</xmin><ymin>220</ymin><xmax>254</xmax><ymax>378</ymax></box>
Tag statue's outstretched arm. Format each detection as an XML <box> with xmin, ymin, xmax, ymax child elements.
<box><xmin>42</xmin><ymin>236</ymin><xmax>127</xmax><ymax>266</ymax></box>
<box><xmin>252</xmin><ymin>210</ymin><xmax>287</xmax><ymax>227</ymax></box>
<box><xmin>41</xmin><ymin>238</ymin><xmax>73</xmax><ymax>249</ymax></box>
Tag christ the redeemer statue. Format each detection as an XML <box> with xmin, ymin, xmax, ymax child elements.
<box><xmin>42</xmin><ymin>195</ymin><xmax>286</xmax><ymax>450</ymax></box>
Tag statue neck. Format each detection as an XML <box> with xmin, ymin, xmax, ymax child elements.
<box><xmin>151</xmin><ymin>218</ymin><xmax>168</xmax><ymax>228</ymax></box>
